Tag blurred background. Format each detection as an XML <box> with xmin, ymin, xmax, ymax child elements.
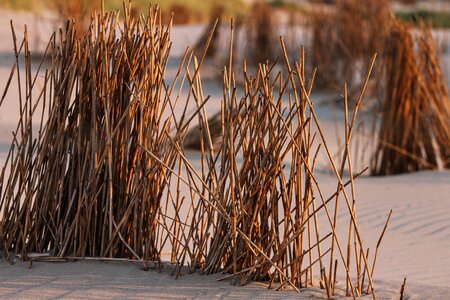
<box><xmin>1</xmin><ymin>0</ymin><xmax>450</xmax><ymax>26</ymax></box>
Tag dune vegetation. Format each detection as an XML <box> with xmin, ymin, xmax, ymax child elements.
<box><xmin>0</xmin><ymin>1</ymin><xmax>449</xmax><ymax>299</ymax></box>
<box><xmin>0</xmin><ymin>3</ymin><xmax>398</xmax><ymax>299</ymax></box>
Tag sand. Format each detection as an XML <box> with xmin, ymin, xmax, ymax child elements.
<box><xmin>1</xmin><ymin>258</ymin><xmax>450</xmax><ymax>300</ymax></box>
<box><xmin>1</xmin><ymin>258</ymin><xmax>450</xmax><ymax>299</ymax></box>
<box><xmin>1</xmin><ymin>7</ymin><xmax>450</xmax><ymax>300</ymax></box>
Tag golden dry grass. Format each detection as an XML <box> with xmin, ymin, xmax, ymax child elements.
<box><xmin>0</xmin><ymin>4</ymin><xmax>395</xmax><ymax>299</ymax></box>
<box><xmin>371</xmin><ymin>21</ymin><xmax>450</xmax><ymax>175</ymax></box>
<box><xmin>310</xmin><ymin>0</ymin><xmax>391</xmax><ymax>90</ymax></box>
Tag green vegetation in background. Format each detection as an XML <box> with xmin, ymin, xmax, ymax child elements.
<box><xmin>396</xmin><ymin>10</ymin><xmax>450</xmax><ymax>28</ymax></box>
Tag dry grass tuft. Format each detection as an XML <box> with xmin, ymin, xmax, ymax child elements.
<box><xmin>194</xmin><ymin>1</ymin><xmax>278</xmax><ymax>67</ymax></box>
<box><xmin>51</xmin><ymin>0</ymin><xmax>99</xmax><ymax>36</ymax></box>
<box><xmin>0</xmin><ymin>6</ymin><xmax>185</xmax><ymax>261</ymax></box>
<box><xmin>0</xmin><ymin>4</ymin><xmax>392</xmax><ymax>299</ymax></box>
<box><xmin>310</xmin><ymin>0</ymin><xmax>392</xmax><ymax>90</ymax></box>
<box><xmin>245</xmin><ymin>1</ymin><xmax>278</xmax><ymax>65</ymax></box>
<box><xmin>308</xmin><ymin>0</ymin><xmax>450</xmax><ymax>175</ymax></box>
<box><xmin>194</xmin><ymin>5</ymin><xmax>225</xmax><ymax>59</ymax></box>
<box><xmin>371</xmin><ymin>21</ymin><xmax>450</xmax><ymax>175</ymax></box>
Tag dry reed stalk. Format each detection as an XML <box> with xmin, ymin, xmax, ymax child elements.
<box><xmin>400</xmin><ymin>277</ymin><xmax>407</xmax><ymax>300</ymax></box>
<box><xmin>189</xmin><ymin>30</ymin><xmax>385</xmax><ymax>298</ymax></box>
<box><xmin>193</xmin><ymin>1</ymin><xmax>278</xmax><ymax>78</ymax></box>
<box><xmin>417</xmin><ymin>26</ymin><xmax>450</xmax><ymax>168</ymax></box>
<box><xmin>327</xmin><ymin>56</ymin><xmax>376</xmax><ymax>297</ymax></box>
<box><xmin>371</xmin><ymin>21</ymin><xmax>450</xmax><ymax>175</ymax></box>
<box><xmin>194</xmin><ymin>5</ymin><xmax>225</xmax><ymax>60</ymax></box>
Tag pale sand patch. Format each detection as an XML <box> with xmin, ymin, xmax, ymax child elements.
<box><xmin>1</xmin><ymin>258</ymin><xmax>449</xmax><ymax>299</ymax></box>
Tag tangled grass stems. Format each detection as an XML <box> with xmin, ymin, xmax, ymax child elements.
<box><xmin>0</xmin><ymin>4</ymin><xmax>393</xmax><ymax>299</ymax></box>
<box><xmin>310</xmin><ymin>0</ymin><xmax>391</xmax><ymax>93</ymax></box>
<box><xmin>371</xmin><ymin>21</ymin><xmax>450</xmax><ymax>175</ymax></box>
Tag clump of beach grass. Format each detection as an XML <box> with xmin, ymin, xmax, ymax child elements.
<box><xmin>0</xmin><ymin>4</ymin><xmax>194</xmax><ymax>261</ymax></box>
<box><xmin>0</xmin><ymin>3</ymin><xmax>392</xmax><ymax>299</ymax></box>
<box><xmin>51</xmin><ymin>0</ymin><xmax>100</xmax><ymax>36</ymax></box>
<box><xmin>371</xmin><ymin>21</ymin><xmax>450</xmax><ymax>175</ymax></box>
<box><xmin>310</xmin><ymin>0</ymin><xmax>392</xmax><ymax>91</ymax></box>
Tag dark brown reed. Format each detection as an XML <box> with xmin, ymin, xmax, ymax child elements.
<box><xmin>0</xmin><ymin>4</ymin><xmax>391</xmax><ymax>299</ymax></box>
<box><xmin>400</xmin><ymin>277</ymin><xmax>407</xmax><ymax>300</ymax></box>
<box><xmin>371</xmin><ymin>21</ymin><xmax>450</xmax><ymax>175</ymax></box>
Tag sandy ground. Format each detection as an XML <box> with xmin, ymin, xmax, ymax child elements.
<box><xmin>1</xmin><ymin>258</ymin><xmax>450</xmax><ymax>300</ymax></box>
<box><xmin>1</xmin><ymin>8</ymin><xmax>450</xmax><ymax>300</ymax></box>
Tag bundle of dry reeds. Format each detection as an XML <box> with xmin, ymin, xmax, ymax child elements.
<box><xmin>245</xmin><ymin>1</ymin><xmax>278</xmax><ymax>65</ymax></box>
<box><xmin>417</xmin><ymin>27</ymin><xmax>450</xmax><ymax>169</ymax></box>
<box><xmin>194</xmin><ymin>5</ymin><xmax>224</xmax><ymax>59</ymax></box>
<box><xmin>51</xmin><ymin>0</ymin><xmax>99</xmax><ymax>36</ymax></box>
<box><xmin>194</xmin><ymin>0</ymin><xmax>277</xmax><ymax>68</ymax></box>
<box><xmin>310</xmin><ymin>0</ymin><xmax>392</xmax><ymax>90</ymax></box>
<box><xmin>371</xmin><ymin>21</ymin><xmax>450</xmax><ymax>175</ymax></box>
<box><xmin>310</xmin><ymin>8</ymin><xmax>337</xmax><ymax>89</ymax></box>
<box><xmin>0</xmin><ymin>4</ymin><xmax>392</xmax><ymax>299</ymax></box>
<box><xmin>0</xmin><ymin>5</ymin><xmax>197</xmax><ymax>261</ymax></box>
<box><xmin>186</xmin><ymin>32</ymin><xmax>389</xmax><ymax>297</ymax></box>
